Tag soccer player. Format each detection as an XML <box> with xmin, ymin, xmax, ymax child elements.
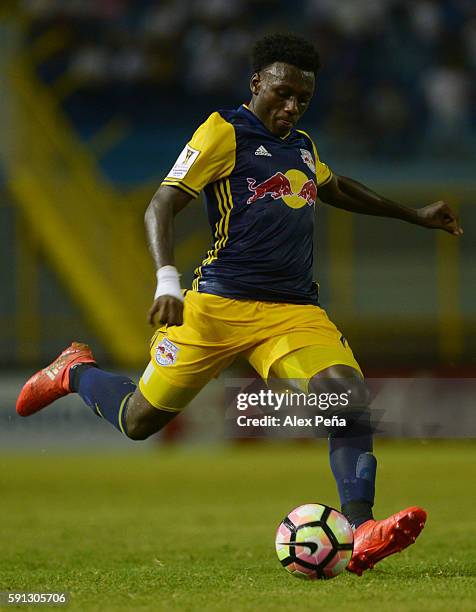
<box><xmin>17</xmin><ymin>34</ymin><xmax>462</xmax><ymax>575</ymax></box>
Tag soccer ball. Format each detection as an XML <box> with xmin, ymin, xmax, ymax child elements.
<box><xmin>275</xmin><ymin>503</ymin><xmax>354</xmax><ymax>579</ymax></box>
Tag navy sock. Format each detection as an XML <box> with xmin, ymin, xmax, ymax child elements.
<box><xmin>71</xmin><ymin>365</ymin><xmax>136</xmax><ymax>436</ymax></box>
<box><xmin>329</xmin><ymin>427</ymin><xmax>377</xmax><ymax>529</ymax></box>
<box><xmin>70</xmin><ymin>363</ymin><xmax>95</xmax><ymax>392</ymax></box>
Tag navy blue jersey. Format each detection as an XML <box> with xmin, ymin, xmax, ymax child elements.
<box><xmin>162</xmin><ymin>105</ymin><xmax>332</xmax><ymax>305</ymax></box>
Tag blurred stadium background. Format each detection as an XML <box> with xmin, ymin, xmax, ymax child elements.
<box><xmin>0</xmin><ymin>0</ymin><xmax>475</xmax><ymax>448</ymax></box>
<box><xmin>1</xmin><ymin>6</ymin><xmax>476</xmax><ymax>610</ymax></box>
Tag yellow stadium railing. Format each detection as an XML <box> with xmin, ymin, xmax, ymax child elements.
<box><xmin>8</xmin><ymin>55</ymin><xmax>155</xmax><ymax>366</ymax></box>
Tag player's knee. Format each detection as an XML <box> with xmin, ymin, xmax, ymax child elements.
<box><xmin>125</xmin><ymin>393</ymin><xmax>178</xmax><ymax>440</ymax></box>
<box><xmin>344</xmin><ymin>379</ymin><xmax>370</xmax><ymax>409</ymax></box>
<box><xmin>125</xmin><ymin>418</ymin><xmax>156</xmax><ymax>441</ymax></box>
<box><xmin>310</xmin><ymin>372</ymin><xmax>371</xmax><ymax>437</ymax></box>
<box><xmin>309</xmin><ymin>366</ymin><xmax>370</xmax><ymax>408</ymax></box>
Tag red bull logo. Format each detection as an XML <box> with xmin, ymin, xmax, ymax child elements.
<box><xmin>247</xmin><ymin>172</ymin><xmax>293</xmax><ymax>204</ymax></box>
<box><xmin>155</xmin><ymin>337</ymin><xmax>179</xmax><ymax>366</ymax></box>
<box><xmin>247</xmin><ymin>169</ymin><xmax>317</xmax><ymax>208</ymax></box>
<box><xmin>297</xmin><ymin>179</ymin><xmax>317</xmax><ymax>206</ymax></box>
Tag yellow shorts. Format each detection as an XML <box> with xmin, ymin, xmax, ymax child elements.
<box><xmin>139</xmin><ymin>291</ymin><xmax>361</xmax><ymax>411</ymax></box>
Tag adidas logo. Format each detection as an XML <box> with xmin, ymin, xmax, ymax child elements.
<box><xmin>44</xmin><ymin>366</ymin><xmax>59</xmax><ymax>380</ymax></box>
<box><xmin>255</xmin><ymin>145</ymin><xmax>272</xmax><ymax>157</ymax></box>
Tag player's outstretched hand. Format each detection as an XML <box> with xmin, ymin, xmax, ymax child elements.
<box><xmin>147</xmin><ymin>295</ymin><xmax>184</xmax><ymax>327</ymax></box>
<box><xmin>416</xmin><ymin>200</ymin><xmax>463</xmax><ymax>236</ymax></box>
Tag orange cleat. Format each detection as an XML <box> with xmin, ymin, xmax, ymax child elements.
<box><xmin>347</xmin><ymin>506</ymin><xmax>427</xmax><ymax>576</ymax></box>
<box><xmin>16</xmin><ymin>342</ymin><xmax>96</xmax><ymax>417</ymax></box>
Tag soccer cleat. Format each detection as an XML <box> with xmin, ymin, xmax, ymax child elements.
<box><xmin>347</xmin><ymin>506</ymin><xmax>427</xmax><ymax>576</ymax></box>
<box><xmin>16</xmin><ymin>342</ymin><xmax>96</xmax><ymax>417</ymax></box>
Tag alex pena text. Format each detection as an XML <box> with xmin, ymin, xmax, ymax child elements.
<box><xmin>236</xmin><ymin>415</ymin><xmax>347</xmax><ymax>427</ymax></box>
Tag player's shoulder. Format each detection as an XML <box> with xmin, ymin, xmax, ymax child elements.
<box><xmin>198</xmin><ymin>108</ymin><xmax>242</xmax><ymax>130</ymax></box>
<box><xmin>192</xmin><ymin>107</ymin><xmax>253</xmax><ymax>148</ymax></box>
<box><xmin>188</xmin><ymin>109</ymin><xmax>238</xmax><ymax>154</ymax></box>
<box><xmin>191</xmin><ymin>109</ymin><xmax>240</xmax><ymax>145</ymax></box>
<box><xmin>216</xmin><ymin>107</ymin><xmax>242</xmax><ymax>124</ymax></box>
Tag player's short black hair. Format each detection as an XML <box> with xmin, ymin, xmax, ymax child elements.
<box><xmin>251</xmin><ymin>33</ymin><xmax>321</xmax><ymax>75</ymax></box>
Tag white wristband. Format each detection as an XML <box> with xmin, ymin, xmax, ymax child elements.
<box><xmin>154</xmin><ymin>265</ymin><xmax>184</xmax><ymax>301</ymax></box>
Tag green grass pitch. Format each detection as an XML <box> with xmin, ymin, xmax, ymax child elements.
<box><xmin>0</xmin><ymin>441</ymin><xmax>475</xmax><ymax>611</ymax></box>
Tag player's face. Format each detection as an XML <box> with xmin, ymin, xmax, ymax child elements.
<box><xmin>249</xmin><ymin>62</ymin><xmax>315</xmax><ymax>137</ymax></box>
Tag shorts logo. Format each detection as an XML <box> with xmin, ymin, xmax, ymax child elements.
<box><xmin>300</xmin><ymin>149</ymin><xmax>316</xmax><ymax>173</ymax></box>
<box><xmin>155</xmin><ymin>337</ymin><xmax>179</xmax><ymax>366</ymax></box>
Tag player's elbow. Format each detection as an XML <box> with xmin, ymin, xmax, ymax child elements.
<box><xmin>144</xmin><ymin>200</ymin><xmax>154</xmax><ymax>226</ymax></box>
<box><xmin>145</xmin><ymin>189</ymin><xmax>164</xmax><ymax>216</ymax></box>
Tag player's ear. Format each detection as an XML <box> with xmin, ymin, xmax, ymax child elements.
<box><xmin>250</xmin><ymin>72</ymin><xmax>261</xmax><ymax>96</ymax></box>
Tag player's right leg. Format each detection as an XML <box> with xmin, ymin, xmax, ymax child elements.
<box><xmin>16</xmin><ymin>293</ymin><xmax>252</xmax><ymax>439</ymax></box>
<box><xmin>15</xmin><ymin>342</ymin><xmax>180</xmax><ymax>439</ymax></box>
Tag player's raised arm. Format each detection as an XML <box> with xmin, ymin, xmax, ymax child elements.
<box><xmin>144</xmin><ymin>185</ymin><xmax>193</xmax><ymax>327</ymax></box>
<box><xmin>144</xmin><ymin>112</ymin><xmax>236</xmax><ymax>328</ymax></box>
<box><xmin>318</xmin><ymin>174</ymin><xmax>463</xmax><ymax>236</ymax></box>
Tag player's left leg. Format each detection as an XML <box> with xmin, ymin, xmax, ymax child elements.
<box><xmin>309</xmin><ymin>365</ymin><xmax>427</xmax><ymax>575</ymax></box>
<box><xmin>309</xmin><ymin>364</ymin><xmax>375</xmax><ymax>530</ymax></box>
<box><xmin>274</xmin><ymin>355</ymin><xmax>427</xmax><ymax>574</ymax></box>
<box><xmin>268</xmin><ymin>343</ymin><xmax>426</xmax><ymax>575</ymax></box>
<box><xmin>247</xmin><ymin>301</ymin><xmax>427</xmax><ymax>574</ymax></box>
<box><xmin>270</xmin><ymin>354</ymin><xmax>377</xmax><ymax>528</ymax></box>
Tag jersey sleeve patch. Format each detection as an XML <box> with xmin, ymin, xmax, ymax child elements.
<box><xmin>167</xmin><ymin>145</ymin><xmax>200</xmax><ymax>180</ymax></box>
